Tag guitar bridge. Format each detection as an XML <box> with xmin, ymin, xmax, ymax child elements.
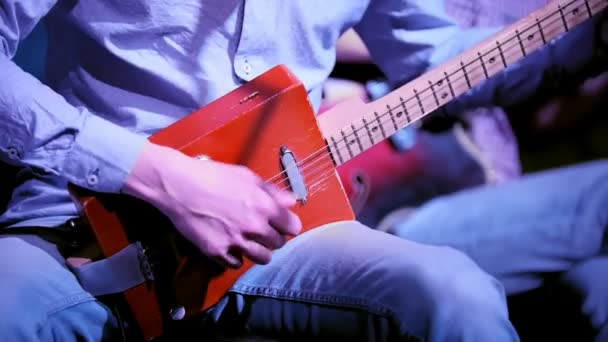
<box><xmin>280</xmin><ymin>146</ymin><xmax>308</xmax><ymax>204</ymax></box>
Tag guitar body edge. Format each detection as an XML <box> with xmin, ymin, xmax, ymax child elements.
<box><xmin>71</xmin><ymin>65</ymin><xmax>354</xmax><ymax>341</ymax></box>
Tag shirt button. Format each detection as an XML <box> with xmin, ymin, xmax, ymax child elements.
<box><xmin>7</xmin><ymin>146</ymin><xmax>20</xmax><ymax>160</ymax></box>
<box><xmin>87</xmin><ymin>174</ymin><xmax>99</xmax><ymax>186</ymax></box>
<box><xmin>243</xmin><ymin>61</ymin><xmax>252</xmax><ymax>75</ymax></box>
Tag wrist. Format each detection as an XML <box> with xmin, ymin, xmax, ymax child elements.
<box><xmin>122</xmin><ymin>142</ymin><xmax>176</xmax><ymax>206</ymax></box>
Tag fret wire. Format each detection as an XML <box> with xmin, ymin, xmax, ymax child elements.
<box><xmin>515</xmin><ymin>29</ymin><xmax>527</xmax><ymax>56</ymax></box>
<box><xmin>477</xmin><ymin>52</ymin><xmax>489</xmax><ymax>79</ymax></box>
<box><xmin>413</xmin><ymin>12</ymin><xmax>558</xmax><ymax>112</ymax></box>
<box><xmin>415</xmin><ymin>12</ymin><xmax>556</xmax><ymax>113</ymax></box>
<box><xmin>413</xmin><ymin>89</ymin><xmax>425</xmax><ymax>114</ymax></box>
<box><xmin>374</xmin><ymin>111</ymin><xmax>387</xmax><ymax>139</ymax></box>
<box><xmin>420</xmin><ymin>7</ymin><xmax>568</xmax><ymax>113</ymax></box>
<box><xmin>584</xmin><ymin>0</ymin><xmax>593</xmax><ymax>16</ymax></box>
<box><xmin>351</xmin><ymin>124</ymin><xmax>364</xmax><ymax>152</ymax></box>
<box><xmin>414</xmin><ymin>0</ymin><xmax>590</xmax><ymax>108</ymax></box>
<box><xmin>410</xmin><ymin>19</ymin><xmax>556</xmax><ymax>114</ymax></box>
<box><xmin>558</xmin><ymin>4</ymin><xmax>570</xmax><ymax>31</ymax></box>
<box><xmin>324</xmin><ymin>0</ymin><xmax>603</xmax><ymax>163</ymax></box>
<box><xmin>456</xmin><ymin>67</ymin><xmax>473</xmax><ymax>94</ymax></box>
<box><xmin>315</xmin><ymin>1</ymin><xmax>607</xmax><ymax>175</ymax></box>
<box><xmin>459</xmin><ymin>61</ymin><xmax>472</xmax><ymax>89</ymax></box>
<box><xmin>330</xmin><ymin>136</ymin><xmax>344</xmax><ymax>164</ymax></box>
<box><xmin>536</xmin><ymin>18</ymin><xmax>547</xmax><ymax>43</ymax></box>
<box><xmin>444</xmin><ymin>71</ymin><xmax>456</xmax><ymax>98</ymax></box>
<box><xmin>412</xmin><ymin>3</ymin><xmax>567</xmax><ymax>113</ymax></box>
<box><xmin>434</xmin><ymin>78</ymin><xmax>451</xmax><ymax>102</ymax></box>
<box><xmin>362</xmin><ymin>118</ymin><xmax>375</xmax><ymax>145</ymax></box>
<box><xmin>399</xmin><ymin>96</ymin><xmax>411</xmax><ymax>122</ymax></box>
<box><xmin>496</xmin><ymin>41</ymin><xmax>508</xmax><ymax>67</ymax></box>
<box><xmin>386</xmin><ymin>104</ymin><xmax>399</xmax><ymax>131</ymax></box>
<box><xmin>340</xmin><ymin>129</ymin><xmax>354</xmax><ymax>158</ymax></box>
<box><xmin>428</xmin><ymin>80</ymin><xmax>441</xmax><ymax>106</ymax></box>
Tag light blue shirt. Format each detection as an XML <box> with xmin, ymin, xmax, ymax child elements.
<box><xmin>0</xmin><ymin>0</ymin><xmax>501</xmax><ymax>228</ymax></box>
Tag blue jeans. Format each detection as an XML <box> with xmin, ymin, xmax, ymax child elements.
<box><xmin>387</xmin><ymin>160</ymin><xmax>608</xmax><ymax>340</ymax></box>
<box><xmin>0</xmin><ymin>221</ymin><xmax>518</xmax><ymax>341</ymax></box>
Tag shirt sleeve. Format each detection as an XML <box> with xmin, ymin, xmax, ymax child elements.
<box><xmin>354</xmin><ymin>0</ymin><xmax>501</xmax><ymax>88</ymax></box>
<box><xmin>0</xmin><ymin>0</ymin><xmax>148</xmax><ymax>193</ymax></box>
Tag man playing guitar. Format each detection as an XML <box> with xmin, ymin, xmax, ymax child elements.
<box><xmin>0</xmin><ymin>0</ymin><xmax>604</xmax><ymax>341</ymax></box>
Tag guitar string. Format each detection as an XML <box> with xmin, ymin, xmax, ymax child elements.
<box><xmin>264</xmin><ymin>0</ymin><xmax>602</xmax><ymax>189</ymax></box>
<box><xmin>270</xmin><ymin>0</ymin><xmax>602</xmax><ymax>193</ymax></box>
<box><xmin>279</xmin><ymin>15</ymin><xmax>571</xmax><ymax>195</ymax></box>
<box><xmin>268</xmin><ymin>2</ymin><xmax>600</xmax><ymax>192</ymax></box>
<box><xmin>271</xmin><ymin>0</ymin><xmax>603</xmax><ymax>193</ymax></box>
<box><xmin>306</xmin><ymin>168</ymin><xmax>339</xmax><ymax>197</ymax></box>
<box><xmin>272</xmin><ymin>15</ymin><xmax>603</xmax><ymax>194</ymax></box>
<box><xmin>265</xmin><ymin>0</ymin><xmax>601</xmax><ymax>187</ymax></box>
<box><xmin>296</xmin><ymin>1</ymin><xmax>605</xmax><ymax>196</ymax></box>
<box><xmin>287</xmin><ymin>3</ymin><xmax>606</xmax><ymax>197</ymax></box>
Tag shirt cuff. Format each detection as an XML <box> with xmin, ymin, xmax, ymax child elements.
<box><xmin>62</xmin><ymin>114</ymin><xmax>148</xmax><ymax>193</ymax></box>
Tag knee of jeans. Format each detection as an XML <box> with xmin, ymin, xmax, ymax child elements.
<box><xmin>576</xmin><ymin>160</ymin><xmax>608</xmax><ymax>255</ymax></box>
<box><xmin>386</xmin><ymin>246</ymin><xmax>506</xmax><ymax>319</ymax></box>
<box><xmin>434</xmin><ymin>250</ymin><xmax>507</xmax><ymax>320</ymax></box>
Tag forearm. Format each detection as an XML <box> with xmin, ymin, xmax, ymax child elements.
<box><xmin>0</xmin><ymin>55</ymin><xmax>148</xmax><ymax>193</ymax></box>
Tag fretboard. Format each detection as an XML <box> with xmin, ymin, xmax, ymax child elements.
<box><xmin>326</xmin><ymin>0</ymin><xmax>606</xmax><ymax>165</ymax></box>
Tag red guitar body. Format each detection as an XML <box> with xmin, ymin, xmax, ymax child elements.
<box><xmin>318</xmin><ymin>94</ymin><xmax>425</xmax><ymax>215</ymax></box>
<box><xmin>69</xmin><ymin>0</ymin><xmax>605</xmax><ymax>335</ymax></box>
<box><xmin>335</xmin><ymin>136</ymin><xmax>425</xmax><ymax>214</ymax></box>
<box><xmin>72</xmin><ymin>65</ymin><xmax>354</xmax><ymax>340</ymax></box>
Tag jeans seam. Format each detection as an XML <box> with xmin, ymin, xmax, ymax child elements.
<box><xmin>35</xmin><ymin>292</ymin><xmax>97</xmax><ymax>336</ymax></box>
<box><xmin>230</xmin><ymin>284</ymin><xmax>394</xmax><ymax>317</ymax></box>
<box><xmin>45</xmin><ymin>292</ymin><xmax>95</xmax><ymax>316</ymax></box>
<box><xmin>228</xmin><ymin>284</ymin><xmax>417</xmax><ymax>337</ymax></box>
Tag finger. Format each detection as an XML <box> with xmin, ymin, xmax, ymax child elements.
<box><xmin>239</xmin><ymin>239</ymin><xmax>273</xmax><ymax>265</ymax></box>
<box><xmin>262</xmin><ymin>184</ymin><xmax>302</xmax><ymax>235</ymax></box>
<box><xmin>222</xmin><ymin>250</ymin><xmax>244</xmax><ymax>269</ymax></box>
<box><xmin>205</xmin><ymin>248</ymin><xmax>243</xmax><ymax>269</ymax></box>
<box><xmin>208</xmin><ymin>253</ymin><xmax>240</xmax><ymax>270</ymax></box>
<box><xmin>250</xmin><ymin>182</ymin><xmax>283</xmax><ymax>216</ymax></box>
<box><xmin>263</xmin><ymin>183</ymin><xmax>298</xmax><ymax>208</ymax></box>
<box><xmin>189</xmin><ymin>226</ymin><xmax>243</xmax><ymax>269</ymax></box>
<box><xmin>244</xmin><ymin>223</ymin><xmax>287</xmax><ymax>250</ymax></box>
<box><xmin>270</xmin><ymin>208</ymin><xmax>302</xmax><ymax>236</ymax></box>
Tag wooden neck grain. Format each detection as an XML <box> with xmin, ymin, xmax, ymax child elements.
<box><xmin>324</xmin><ymin>0</ymin><xmax>606</xmax><ymax>166</ymax></box>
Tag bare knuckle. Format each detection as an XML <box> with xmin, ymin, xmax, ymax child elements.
<box><xmin>248</xmin><ymin>217</ymin><xmax>269</xmax><ymax>234</ymax></box>
<box><xmin>239</xmin><ymin>166</ymin><xmax>258</xmax><ymax>180</ymax></box>
<box><xmin>255</xmin><ymin>203</ymin><xmax>274</xmax><ymax>217</ymax></box>
<box><xmin>239</xmin><ymin>197</ymin><xmax>253</xmax><ymax>212</ymax></box>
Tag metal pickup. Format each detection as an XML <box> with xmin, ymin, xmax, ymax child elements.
<box><xmin>280</xmin><ymin>146</ymin><xmax>308</xmax><ymax>204</ymax></box>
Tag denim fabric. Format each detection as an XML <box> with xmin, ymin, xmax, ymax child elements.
<box><xmin>202</xmin><ymin>221</ymin><xmax>518</xmax><ymax>341</ymax></box>
<box><xmin>0</xmin><ymin>235</ymin><xmax>120</xmax><ymax>341</ymax></box>
<box><xmin>0</xmin><ymin>221</ymin><xmax>520</xmax><ymax>341</ymax></box>
<box><xmin>387</xmin><ymin>160</ymin><xmax>608</xmax><ymax>339</ymax></box>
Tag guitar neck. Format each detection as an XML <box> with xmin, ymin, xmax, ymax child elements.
<box><xmin>325</xmin><ymin>0</ymin><xmax>606</xmax><ymax>165</ymax></box>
